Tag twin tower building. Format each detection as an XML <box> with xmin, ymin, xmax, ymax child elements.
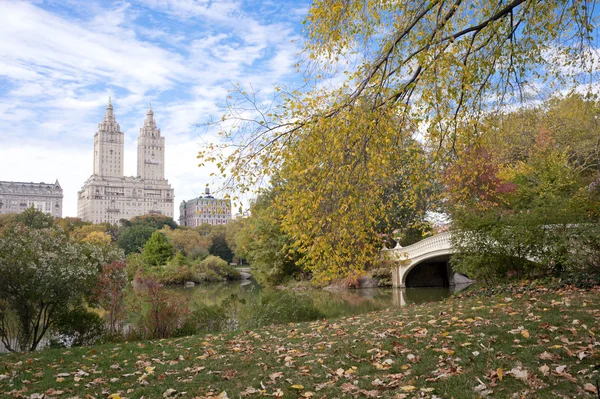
<box><xmin>77</xmin><ymin>99</ymin><xmax>174</xmax><ymax>224</ymax></box>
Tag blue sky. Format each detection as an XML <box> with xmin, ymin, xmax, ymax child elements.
<box><xmin>0</xmin><ymin>0</ymin><xmax>311</xmax><ymax>219</ymax></box>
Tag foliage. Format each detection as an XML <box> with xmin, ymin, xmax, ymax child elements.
<box><xmin>94</xmin><ymin>261</ymin><xmax>128</xmax><ymax>333</ymax></box>
<box><xmin>130</xmin><ymin>214</ymin><xmax>177</xmax><ymax>230</ymax></box>
<box><xmin>180</xmin><ymin>295</ymin><xmax>244</xmax><ymax>335</ymax></box>
<box><xmin>235</xmin><ymin>189</ymin><xmax>304</xmax><ymax>286</ymax></box>
<box><xmin>158</xmin><ymin>252</ymin><xmax>196</xmax><ymax>285</ymax></box>
<box><xmin>159</xmin><ymin>226</ymin><xmax>210</xmax><ymax>257</ymax></box>
<box><xmin>195</xmin><ymin>255</ymin><xmax>240</xmax><ymax>282</ymax></box>
<box><xmin>0</xmin><ymin>227</ymin><xmax>102</xmax><ymax>351</ymax></box>
<box><xmin>125</xmin><ymin>252</ymin><xmax>145</xmax><ymax>281</ymax></box>
<box><xmin>225</xmin><ymin>217</ymin><xmax>248</xmax><ymax>263</ymax></box>
<box><xmin>449</xmin><ymin>97</ymin><xmax>600</xmax><ymax>282</ymax></box>
<box><xmin>15</xmin><ymin>207</ymin><xmax>54</xmax><ymax>229</ymax></box>
<box><xmin>53</xmin><ymin>217</ymin><xmax>90</xmax><ymax>235</ymax></box>
<box><xmin>52</xmin><ymin>307</ymin><xmax>105</xmax><ymax>347</ymax></box>
<box><xmin>207</xmin><ymin>225</ymin><xmax>234</xmax><ymax>263</ymax></box>
<box><xmin>142</xmin><ymin>231</ymin><xmax>174</xmax><ymax>267</ymax></box>
<box><xmin>133</xmin><ymin>277</ymin><xmax>190</xmax><ymax>339</ymax></box>
<box><xmin>117</xmin><ymin>224</ymin><xmax>156</xmax><ymax>255</ymax></box>
<box><xmin>198</xmin><ymin>0</ymin><xmax>596</xmax><ymax>283</ymax></box>
<box><xmin>81</xmin><ymin>231</ymin><xmax>112</xmax><ymax>246</ymax></box>
<box><xmin>71</xmin><ymin>223</ymin><xmax>114</xmax><ymax>243</ymax></box>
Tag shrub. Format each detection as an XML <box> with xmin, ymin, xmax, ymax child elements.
<box><xmin>134</xmin><ymin>277</ymin><xmax>190</xmax><ymax>339</ymax></box>
<box><xmin>0</xmin><ymin>226</ymin><xmax>117</xmax><ymax>352</ymax></box>
<box><xmin>53</xmin><ymin>307</ymin><xmax>105</xmax><ymax>347</ymax></box>
<box><xmin>95</xmin><ymin>261</ymin><xmax>127</xmax><ymax>333</ymax></box>
<box><xmin>194</xmin><ymin>255</ymin><xmax>241</xmax><ymax>281</ymax></box>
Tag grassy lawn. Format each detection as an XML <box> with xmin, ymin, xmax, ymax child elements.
<box><xmin>1</xmin><ymin>284</ymin><xmax>599</xmax><ymax>398</ymax></box>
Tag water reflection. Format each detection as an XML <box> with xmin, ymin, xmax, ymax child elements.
<box><xmin>164</xmin><ymin>279</ymin><xmax>471</xmax><ymax>319</ymax></box>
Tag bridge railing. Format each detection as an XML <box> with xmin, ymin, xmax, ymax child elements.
<box><xmin>383</xmin><ymin>231</ymin><xmax>453</xmax><ymax>264</ymax></box>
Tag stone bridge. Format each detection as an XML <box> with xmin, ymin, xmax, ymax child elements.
<box><xmin>382</xmin><ymin>232</ymin><xmax>457</xmax><ymax>288</ymax></box>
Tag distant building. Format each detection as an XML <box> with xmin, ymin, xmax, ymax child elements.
<box><xmin>77</xmin><ymin>99</ymin><xmax>174</xmax><ymax>224</ymax></box>
<box><xmin>179</xmin><ymin>188</ymin><xmax>232</xmax><ymax>227</ymax></box>
<box><xmin>0</xmin><ymin>180</ymin><xmax>63</xmax><ymax>217</ymax></box>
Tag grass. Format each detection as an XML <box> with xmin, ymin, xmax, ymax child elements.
<box><xmin>1</xmin><ymin>284</ymin><xmax>599</xmax><ymax>398</ymax></box>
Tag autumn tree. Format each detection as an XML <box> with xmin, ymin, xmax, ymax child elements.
<box><xmin>449</xmin><ymin>96</ymin><xmax>600</xmax><ymax>282</ymax></box>
<box><xmin>159</xmin><ymin>226</ymin><xmax>211</xmax><ymax>258</ymax></box>
<box><xmin>199</xmin><ymin>1</ymin><xmax>596</xmax><ymax>283</ymax></box>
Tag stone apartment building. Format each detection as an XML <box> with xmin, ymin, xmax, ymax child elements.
<box><xmin>179</xmin><ymin>188</ymin><xmax>232</xmax><ymax>227</ymax></box>
<box><xmin>77</xmin><ymin>99</ymin><xmax>174</xmax><ymax>224</ymax></box>
<box><xmin>0</xmin><ymin>180</ymin><xmax>63</xmax><ymax>217</ymax></box>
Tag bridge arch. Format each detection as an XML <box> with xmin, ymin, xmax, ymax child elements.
<box><xmin>404</xmin><ymin>255</ymin><xmax>453</xmax><ymax>287</ymax></box>
<box><xmin>383</xmin><ymin>232</ymin><xmax>455</xmax><ymax>288</ymax></box>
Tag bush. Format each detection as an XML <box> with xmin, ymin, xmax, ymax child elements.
<box><xmin>0</xmin><ymin>226</ymin><xmax>118</xmax><ymax>352</ymax></box>
<box><xmin>95</xmin><ymin>261</ymin><xmax>127</xmax><ymax>334</ymax></box>
<box><xmin>193</xmin><ymin>255</ymin><xmax>241</xmax><ymax>282</ymax></box>
<box><xmin>53</xmin><ymin>307</ymin><xmax>105</xmax><ymax>347</ymax></box>
<box><xmin>370</xmin><ymin>264</ymin><xmax>393</xmax><ymax>286</ymax></box>
<box><xmin>133</xmin><ymin>277</ymin><xmax>190</xmax><ymax>339</ymax></box>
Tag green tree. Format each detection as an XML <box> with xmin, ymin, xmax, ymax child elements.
<box><xmin>0</xmin><ymin>226</ymin><xmax>122</xmax><ymax>352</ymax></box>
<box><xmin>208</xmin><ymin>225</ymin><xmax>234</xmax><ymax>263</ymax></box>
<box><xmin>130</xmin><ymin>214</ymin><xmax>177</xmax><ymax>230</ymax></box>
<box><xmin>237</xmin><ymin>189</ymin><xmax>304</xmax><ymax>286</ymax></box>
<box><xmin>199</xmin><ymin>1</ymin><xmax>596</xmax><ymax>283</ymax></box>
<box><xmin>143</xmin><ymin>231</ymin><xmax>174</xmax><ymax>267</ymax></box>
<box><xmin>15</xmin><ymin>207</ymin><xmax>54</xmax><ymax>229</ymax></box>
<box><xmin>117</xmin><ymin>224</ymin><xmax>155</xmax><ymax>255</ymax></box>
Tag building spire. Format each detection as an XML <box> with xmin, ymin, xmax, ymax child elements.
<box><xmin>104</xmin><ymin>96</ymin><xmax>115</xmax><ymax>122</ymax></box>
<box><xmin>144</xmin><ymin>102</ymin><xmax>155</xmax><ymax>128</ymax></box>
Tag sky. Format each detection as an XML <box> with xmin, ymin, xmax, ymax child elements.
<box><xmin>0</xmin><ymin>0</ymin><xmax>311</xmax><ymax>219</ymax></box>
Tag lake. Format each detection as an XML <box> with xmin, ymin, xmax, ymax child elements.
<box><xmin>162</xmin><ymin>278</ymin><xmax>470</xmax><ymax>320</ymax></box>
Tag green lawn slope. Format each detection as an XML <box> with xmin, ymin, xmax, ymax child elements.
<box><xmin>2</xmin><ymin>285</ymin><xmax>599</xmax><ymax>398</ymax></box>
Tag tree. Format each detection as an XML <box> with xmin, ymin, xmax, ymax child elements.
<box><xmin>448</xmin><ymin>97</ymin><xmax>600</xmax><ymax>282</ymax></box>
<box><xmin>0</xmin><ymin>226</ymin><xmax>119</xmax><ymax>352</ymax></box>
<box><xmin>235</xmin><ymin>189</ymin><xmax>304</xmax><ymax>285</ymax></box>
<box><xmin>54</xmin><ymin>217</ymin><xmax>91</xmax><ymax>235</ymax></box>
<box><xmin>208</xmin><ymin>225</ymin><xmax>234</xmax><ymax>264</ymax></box>
<box><xmin>199</xmin><ymin>1</ymin><xmax>596</xmax><ymax>283</ymax></box>
<box><xmin>225</xmin><ymin>217</ymin><xmax>248</xmax><ymax>263</ymax></box>
<box><xmin>81</xmin><ymin>231</ymin><xmax>112</xmax><ymax>246</ymax></box>
<box><xmin>15</xmin><ymin>207</ymin><xmax>54</xmax><ymax>229</ymax></box>
<box><xmin>142</xmin><ymin>231</ymin><xmax>174</xmax><ymax>267</ymax></box>
<box><xmin>159</xmin><ymin>226</ymin><xmax>211</xmax><ymax>257</ymax></box>
<box><xmin>130</xmin><ymin>214</ymin><xmax>177</xmax><ymax>230</ymax></box>
<box><xmin>117</xmin><ymin>224</ymin><xmax>155</xmax><ymax>254</ymax></box>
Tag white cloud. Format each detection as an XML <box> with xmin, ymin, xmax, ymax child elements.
<box><xmin>0</xmin><ymin>0</ymin><xmax>307</xmax><ymax>220</ymax></box>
